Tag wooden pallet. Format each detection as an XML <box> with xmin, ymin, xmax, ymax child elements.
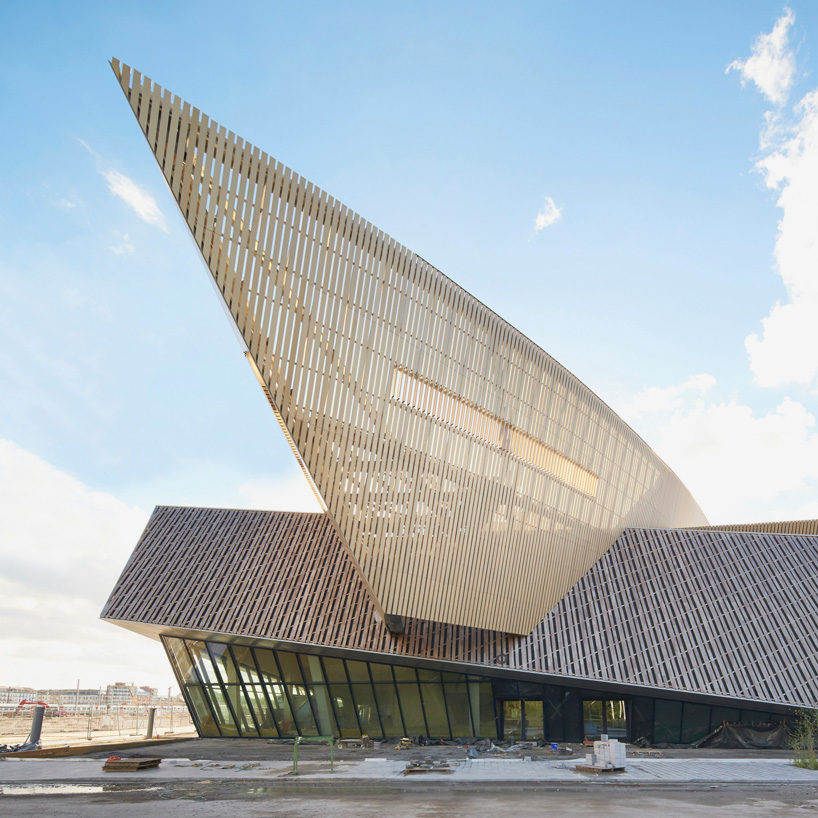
<box><xmin>103</xmin><ymin>758</ymin><xmax>162</xmax><ymax>772</ymax></box>
<box><xmin>574</xmin><ymin>764</ymin><xmax>625</xmax><ymax>775</ymax></box>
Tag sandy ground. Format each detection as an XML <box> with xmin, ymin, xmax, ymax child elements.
<box><xmin>1</xmin><ymin>785</ymin><xmax>818</xmax><ymax>817</ymax></box>
<box><xmin>2</xmin><ymin>729</ymin><xmax>196</xmax><ymax>745</ymax></box>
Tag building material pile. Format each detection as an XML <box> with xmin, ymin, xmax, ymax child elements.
<box><xmin>577</xmin><ymin>735</ymin><xmax>626</xmax><ymax>772</ymax></box>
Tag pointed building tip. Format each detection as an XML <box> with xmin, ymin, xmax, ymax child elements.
<box><xmin>110</xmin><ymin>57</ymin><xmax>122</xmax><ymax>79</ymax></box>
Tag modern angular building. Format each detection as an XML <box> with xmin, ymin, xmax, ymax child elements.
<box><xmin>103</xmin><ymin>60</ymin><xmax>818</xmax><ymax>745</ymax></box>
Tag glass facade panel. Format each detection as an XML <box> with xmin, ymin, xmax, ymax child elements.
<box><xmin>225</xmin><ymin>685</ymin><xmax>258</xmax><ymax>735</ymax></box>
<box><xmin>330</xmin><ymin>684</ymin><xmax>360</xmax><ymax>737</ymax></box>
<box><xmin>420</xmin><ymin>684</ymin><xmax>449</xmax><ymax>737</ymax></box>
<box><xmin>185</xmin><ymin>685</ymin><xmax>220</xmax><ymax>736</ymax></box>
<box><xmin>208</xmin><ymin>643</ymin><xmax>239</xmax><ymax>684</ymax></box>
<box><xmin>524</xmin><ymin>700</ymin><xmax>544</xmax><ymax>740</ymax></box>
<box><xmin>186</xmin><ymin>640</ymin><xmax>219</xmax><ymax>684</ymax></box>
<box><xmin>606</xmin><ymin>700</ymin><xmax>627</xmax><ymax>739</ymax></box>
<box><xmin>300</xmin><ymin>654</ymin><xmax>325</xmax><ymax>685</ymax></box>
<box><xmin>740</xmin><ymin>709</ymin><xmax>770</xmax><ymax>724</ymax></box>
<box><xmin>369</xmin><ymin>663</ymin><xmax>394</xmax><ymax>684</ymax></box>
<box><xmin>351</xmin><ymin>684</ymin><xmax>383</xmax><ymax>737</ymax></box>
<box><xmin>631</xmin><ymin>697</ymin><xmax>654</xmax><ymax>741</ymax></box>
<box><xmin>503</xmin><ymin>700</ymin><xmax>522</xmax><ymax>740</ymax></box>
<box><xmin>276</xmin><ymin>652</ymin><xmax>304</xmax><ymax>684</ymax></box>
<box><xmin>169</xmin><ymin>638</ymin><xmax>781</xmax><ymax>746</ymax></box>
<box><xmin>471</xmin><ymin>681</ymin><xmax>496</xmax><ymax>738</ymax></box>
<box><xmin>253</xmin><ymin>648</ymin><xmax>283</xmax><ymax>683</ymax></box>
<box><xmin>711</xmin><ymin>706</ymin><xmax>740</xmax><ymax>727</ymax></box>
<box><xmin>308</xmin><ymin>685</ymin><xmax>337</xmax><ymax>736</ymax></box>
<box><xmin>287</xmin><ymin>686</ymin><xmax>318</xmax><ymax>735</ymax></box>
<box><xmin>545</xmin><ymin>687</ymin><xmax>565</xmax><ymax>742</ymax></box>
<box><xmin>583</xmin><ymin>700</ymin><xmax>604</xmax><ymax>739</ymax></box>
<box><xmin>681</xmin><ymin>702</ymin><xmax>710</xmax><ymax>743</ymax></box>
<box><xmin>231</xmin><ymin>646</ymin><xmax>261</xmax><ymax>684</ymax></box>
<box><xmin>323</xmin><ymin>657</ymin><xmax>348</xmax><ymax>683</ymax></box>
<box><xmin>166</xmin><ymin>637</ymin><xmax>197</xmax><ymax>684</ymax></box>
<box><xmin>246</xmin><ymin>685</ymin><xmax>278</xmax><ymax>736</ymax></box>
<box><xmin>267</xmin><ymin>683</ymin><xmax>297</xmax><ymax>736</ymax></box>
<box><xmin>345</xmin><ymin>660</ymin><xmax>371</xmax><ymax>683</ymax></box>
<box><xmin>442</xmin><ymin>672</ymin><xmax>467</xmax><ymax>683</ymax></box>
<box><xmin>205</xmin><ymin>684</ymin><xmax>239</xmax><ymax>736</ymax></box>
<box><xmin>396</xmin><ymin>681</ymin><xmax>426</xmax><ymax>735</ymax></box>
<box><xmin>446</xmin><ymin>684</ymin><xmax>473</xmax><ymax>737</ymax></box>
<box><xmin>417</xmin><ymin>668</ymin><xmax>442</xmax><ymax>683</ymax></box>
<box><xmin>393</xmin><ymin>666</ymin><xmax>418</xmax><ymax>683</ymax></box>
<box><xmin>654</xmin><ymin>699</ymin><xmax>683</xmax><ymax>744</ymax></box>
<box><xmin>373</xmin><ymin>683</ymin><xmax>403</xmax><ymax>736</ymax></box>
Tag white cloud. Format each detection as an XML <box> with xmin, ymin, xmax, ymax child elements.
<box><xmin>619</xmin><ymin>373</ymin><xmax>716</xmax><ymax>421</ymax></box>
<box><xmin>0</xmin><ymin>439</ymin><xmax>175</xmax><ymax>690</ymax></box>
<box><xmin>111</xmin><ymin>231</ymin><xmax>135</xmax><ymax>255</ymax></box>
<box><xmin>237</xmin><ymin>473</ymin><xmax>323</xmax><ymax>512</ymax></box>
<box><xmin>727</xmin><ymin>7</ymin><xmax>796</xmax><ymax>106</ymax></box>
<box><xmin>745</xmin><ymin>87</ymin><xmax>818</xmax><ymax>389</ymax></box>
<box><xmin>534</xmin><ymin>196</ymin><xmax>562</xmax><ymax>231</ymax></box>
<box><xmin>103</xmin><ymin>170</ymin><xmax>168</xmax><ymax>232</ymax></box>
<box><xmin>617</xmin><ymin>379</ymin><xmax>818</xmax><ymax>524</ymax></box>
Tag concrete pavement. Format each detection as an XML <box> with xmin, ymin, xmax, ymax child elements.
<box><xmin>2</xmin><ymin>754</ymin><xmax>818</xmax><ymax>786</ymax></box>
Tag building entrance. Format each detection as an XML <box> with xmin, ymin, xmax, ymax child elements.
<box><xmin>502</xmin><ymin>700</ymin><xmax>544</xmax><ymax>741</ymax></box>
<box><xmin>582</xmin><ymin>699</ymin><xmax>627</xmax><ymax>740</ymax></box>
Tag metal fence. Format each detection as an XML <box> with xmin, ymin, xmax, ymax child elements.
<box><xmin>0</xmin><ymin>705</ymin><xmax>194</xmax><ymax>743</ymax></box>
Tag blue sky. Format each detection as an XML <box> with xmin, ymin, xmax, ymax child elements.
<box><xmin>2</xmin><ymin>2</ymin><xmax>818</xmax><ymax>689</ymax></box>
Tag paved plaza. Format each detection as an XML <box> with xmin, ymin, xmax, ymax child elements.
<box><xmin>2</xmin><ymin>753</ymin><xmax>818</xmax><ymax>786</ymax></box>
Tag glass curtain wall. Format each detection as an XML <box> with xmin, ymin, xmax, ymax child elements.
<box><xmin>165</xmin><ymin>637</ymin><xmax>785</xmax><ymax>742</ymax></box>
<box><xmin>164</xmin><ymin>637</ymin><xmax>496</xmax><ymax>739</ymax></box>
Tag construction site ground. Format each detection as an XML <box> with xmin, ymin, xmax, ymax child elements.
<box><xmin>2</xmin><ymin>738</ymin><xmax>818</xmax><ymax>815</ymax></box>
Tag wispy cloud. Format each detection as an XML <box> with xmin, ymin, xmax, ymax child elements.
<box><xmin>104</xmin><ymin>170</ymin><xmax>168</xmax><ymax>232</ymax></box>
<box><xmin>727</xmin><ymin>7</ymin><xmax>796</xmax><ymax>106</ymax></box>
<box><xmin>534</xmin><ymin>196</ymin><xmax>562</xmax><ymax>232</ymax></box>
<box><xmin>110</xmin><ymin>231</ymin><xmax>135</xmax><ymax>256</ymax></box>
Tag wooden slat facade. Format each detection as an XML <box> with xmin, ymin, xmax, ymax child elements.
<box><xmin>103</xmin><ymin>507</ymin><xmax>818</xmax><ymax>708</ymax></box>
<box><xmin>111</xmin><ymin>60</ymin><xmax>707</xmax><ymax>634</ymax></box>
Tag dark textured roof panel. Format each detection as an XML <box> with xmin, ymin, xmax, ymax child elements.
<box><xmin>103</xmin><ymin>507</ymin><xmax>818</xmax><ymax>707</ymax></box>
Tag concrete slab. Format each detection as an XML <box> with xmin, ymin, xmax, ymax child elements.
<box><xmin>1</xmin><ymin>755</ymin><xmax>817</xmax><ymax>786</ymax></box>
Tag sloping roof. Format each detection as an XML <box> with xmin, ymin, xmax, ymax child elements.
<box><xmin>110</xmin><ymin>58</ymin><xmax>706</xmax><ymax>633</ymax></box>
<box><xmin>695</xmin><ymin>519</ymin><xmax>818</xmax><ymax>535</ymax></box>
<box><xmin>103</xmin><ymin>507</ymin><xmax>818</xmax><ymax>707</ymax></box>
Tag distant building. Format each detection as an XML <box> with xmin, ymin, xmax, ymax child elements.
<box><xmin>105</xmin><ymin>683</ymin><xmax>161</xmax><ymax>708</ymax></box>
<box><xmin>39</xmin><ymin>689</ymin><xmax>100</xmax><ymax>707</ymax></box>
<box><xmin>0</xmin><ymin>687</ymin><xmax>35</xmax><ymax>704</ymax></box>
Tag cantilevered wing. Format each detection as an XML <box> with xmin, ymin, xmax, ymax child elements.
<box><xmin>111</xmin><ymin>60</ymin><xmax>707</xmax><ymax>634</ymax></box>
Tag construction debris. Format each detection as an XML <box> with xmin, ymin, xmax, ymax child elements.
<box><xmin>403</xmin><ymin>759</ymin><xmax>453</xmax><ymax>775</ymax></box>
<box><xmin>103</xmin><ymin>756</ymin><xmax>162</xmax><ymax>772</ymax></box>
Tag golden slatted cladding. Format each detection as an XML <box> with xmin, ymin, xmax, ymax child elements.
<box><xmin>111</xmin><ymin>60</ymin><xmax>707</xmax><ymax>634</ymax></box>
